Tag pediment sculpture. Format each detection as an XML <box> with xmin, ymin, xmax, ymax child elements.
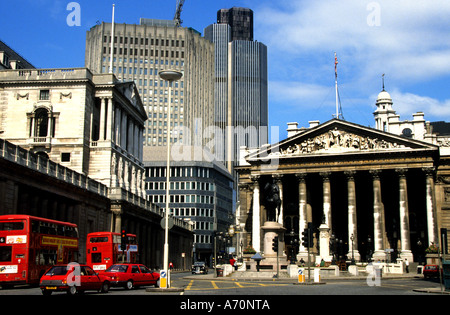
<box><xmin>279</xmin><ymin>127</ymin><xmax>408</xmax><ymax>156</ymax></box>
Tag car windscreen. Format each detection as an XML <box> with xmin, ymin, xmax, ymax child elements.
<box><xmin>45</xmin><ymin>265</ymin><xmax>69</xmax><ymax>276</ymax></box>
<box><xmin>106</xmin><ymin>264</ymin><xmax>128</xmax><ymax>273</ymax></box>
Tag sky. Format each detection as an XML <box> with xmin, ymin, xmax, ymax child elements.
<box><xmin>2</xmin><ymin>0</ymin><xmax>450</xmax><ymax>141</ymax></box>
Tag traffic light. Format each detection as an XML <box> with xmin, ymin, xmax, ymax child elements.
<box><xmin>272</xmin><ymin>236</ymin><xmax>279</xmax><ymax>252</ymax></box>
<box><xmin>121</xmin><ymin>229</ymin><xmax>127</xmax><ymax>251</ymax></box>
<box><xmin>302</xmin><ymin>224</ymin><xmax>313</xmax><ymax>248</ymax></box>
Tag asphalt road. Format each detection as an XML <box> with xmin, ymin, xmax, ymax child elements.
<box><xmin>0</xmin><ymin>272</ymin><xmax>445</xmax><ymax>296</ymax></box>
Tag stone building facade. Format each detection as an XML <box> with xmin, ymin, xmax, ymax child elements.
<box><xmin>237</xmin><ymin>89</ymin><xmax>449</xmax><ymax>265</ymax></box>
<box><xmin>0</xmin><ymin>68</ymin><xmax>194</xmax><ymax>268</ymax></box>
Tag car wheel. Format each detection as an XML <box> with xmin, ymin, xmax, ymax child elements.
<box><xmin>155</xmin><ymin>279</ymin><xmax>160</xmax><ymax>288</ymax></box>
<box><xmin>101</xmin><ymin>281</ymin><xmax>110</xmax><ymax>293</ymax></box>
<box><xmin>126</xmin><ymin>280</ymin><xmax>134</xmax><ymax>290</ymax></box>
<box><xmin>68</xmin><ymin>285</ymin><xmax>77</xmax><ymax>295</ymax></box>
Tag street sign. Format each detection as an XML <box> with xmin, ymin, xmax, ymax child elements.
<box><xmin>298</xmin><ymin>268</ymin><xmax>305</xmax><ymax>283</ymax></box>
<box><xmin>161</xmin><ymin>217</ymin><xmax>174</xmax><ymax>230</ymax></box>
<box><xmin>160</xmin><ymin>269</ymin><xmax>167</xmax><ymax>288</ymax></box>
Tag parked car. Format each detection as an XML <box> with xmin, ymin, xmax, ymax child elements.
<box><xmin>423</xmin><ymin>264</ymin><xmax>443</xmax><ymax>278</ymax></box>
<box><xmin>101</xmin><ymin>263</ymin><xmax>160</xmax><ymax>289</ymax></box>
<box><xmin>192</xmin><ymin>261</ymin><xmax>208</xmax><ymax>274</ymax></box>
<box><xmin>39</xmin><ymin>264</ymin><xmax>111</xmax><ymax>295</ymax></box>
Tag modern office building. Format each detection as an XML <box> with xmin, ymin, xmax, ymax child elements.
<box><xmin>205</xmin><ymin>8</ymin><xmax>268</xmax><ymax>175</ymax></box>
<box><xmin>144</xmin><ymin>146</ymin><xmax>234</xmax><ymax>265</ymax></box>
<box><xmin>85</xmin><ymin>19</ymin><xmax>215</xmax><ymax>149</ymax></box>
<box><xmin>217</xmin><ymin>7</ymin><xmax>254</xmax><ymax>41</ymax></box>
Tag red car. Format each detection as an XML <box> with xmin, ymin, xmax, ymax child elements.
<box><xmin>39</xmin><ymin>264</ymin><xmax>111</xmax><ymax>295</ymax></box>
<box><xmin>423</xmin><ymin>264</ymin><xmax>443</xmax><ymax>278</ymax></box>
<box><xmin>102</xmin><ymin>263</ymin><xmax>160</xmax><ymax>289</ymax></box>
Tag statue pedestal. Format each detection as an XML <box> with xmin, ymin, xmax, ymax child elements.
<box><xmin>317</xmin><ymin>223</ymin><xmax>333</xmax><ymax>264</ymax></box>
<box><xmin>259</xmin><ymin>221</ymin><xmax>288</xmax><ymax>270</ymax></box>
<box><xmin>262</xmin><ymin>221</ymin><xmax>286</xmax><ymax>256</ymax></box>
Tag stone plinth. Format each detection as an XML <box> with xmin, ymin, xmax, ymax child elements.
<box><xmin>261</xmin><ymin>221</ymin><xmax>286</xmax><ymax>256</ymax></box>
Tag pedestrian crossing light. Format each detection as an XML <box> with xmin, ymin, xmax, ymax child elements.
<box><xmin>272</xmin><ymin>236</ymin><xmax>279</xmax><ymax>252</ymax></box>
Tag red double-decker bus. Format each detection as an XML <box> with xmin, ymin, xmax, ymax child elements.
<box><xmin>86</xmin><ymin>232</ymin><xmax>138</xmax><ymax>271</ymax></box>
<box><xmin>0</xmin><ymin>215</ymin><xmax>78</xmax><ymax>287</ymax></box>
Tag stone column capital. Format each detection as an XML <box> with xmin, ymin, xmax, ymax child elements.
<box><xmin>295</xmin><ymin>173</ymin><xmax>307</xmax><ymax>182</ymax></box>
<box><xmin>344</xmin><ymin>170</ymin><xmax>356</xmax><ymax>180</ymax></box>
<box><xmin>369</xmin><ymin>169</ymin><xmax>382</xmax><ymax>179</ymax></box>
<box><xmin>395</xmin><ymin>168</ymin><xmax>408</xmax><ymax>178</ymax></box>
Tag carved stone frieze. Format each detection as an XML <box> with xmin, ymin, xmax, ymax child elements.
<box><xmin>277</xmin><ymin>127</ymin><xmax>408</xmax><ymax>157</ymax></box>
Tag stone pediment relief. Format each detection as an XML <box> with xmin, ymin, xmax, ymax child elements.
<box><xmin>278</xmin><ymin>127</ymin><xmax>408</xmax><ymax>157</ymax></box>
<box><xmin>246</xmin><ymin>120</ymin><xmax>439</xmax><ymax>162</ymax></box>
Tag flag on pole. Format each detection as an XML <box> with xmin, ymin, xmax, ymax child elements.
<box><xmin>334</xmin><ymin>52</ymin><xmax>338</xmax><ymax>77</ymax></box>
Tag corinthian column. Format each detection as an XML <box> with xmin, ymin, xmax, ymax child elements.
<box><xmin>370</xmin><ymin>169</ymin><xmax>385</xmax><ymax>261</ymax></box>
<box><xmin>424</xmin><ymin>168</ymin><xmax>438</xmax><ymax>246</ymax></box>
<box><xmin>251</xmin><ymin>175</ymin><xmax>261</xmax><ymax>252</ymax></box>
<box><xmin>345</xmin><ymin>171</ymin><xmax>360</xmax><ymax>261</ymax></box>
<box><xmin>396</xmin><ymin>168</ymin><xmax>413</xmax><ymax>261</ymax></box>
<box><xmin>320</xmin><ymin>172</ymin><xmax>332</xmax><ymax>233</ymax></box>
<box><xmin>296</xmin><ymin>173</ymin><xmax>308</xmax><ymax>256</ymax></box>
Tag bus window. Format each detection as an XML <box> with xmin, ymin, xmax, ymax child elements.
<box><xmin>90</xmin><ymin>237</ymin><xmax>108</xmax><ymax>243</ymax></box>
<box><xmin>0</xmin><ymin>222</ymin><xmax>24</xmax><ymax>231</ymax></box>
<box><xmin>0</xmin><ymin>247</ymin><xmax>12</xmax><ymax>262</ymax></box>
<box><xmin>91</xmin><ymin>253</ymin><xmax>102</xmax><ymax>263</ymax></box>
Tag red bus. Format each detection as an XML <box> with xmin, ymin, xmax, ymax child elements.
<box><xmin>86</xmin><ymin>232</ymin><xmax>138</xmax><ymax>271</ymax></box>
<box><xmin>0</xmin><ymin>215</ymin><xmax>78</xmax><ymax>287</ymax></box>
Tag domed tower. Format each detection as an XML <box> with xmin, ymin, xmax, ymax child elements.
<box><xmin>373</xmin><ymin>76</ymin><xmax>396</xmax><ymax>132</ymax></box>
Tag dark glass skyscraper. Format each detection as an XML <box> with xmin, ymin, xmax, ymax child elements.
<box><xmin>217</xmin><ymin>7</ymin><xmax>254</xmax><ymax>41</ymax></box>
<box><xmin>205</xmin><ymin>8</ymin><xmax>268</xmax><ymax>178</ymax></box>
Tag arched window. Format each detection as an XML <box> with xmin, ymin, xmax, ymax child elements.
<box><xmin>35</xmin><ymin>108</ymin><xmax>49</xmax><ymax>137</ymax></box>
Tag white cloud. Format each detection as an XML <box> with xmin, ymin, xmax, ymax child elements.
<box><xmin>388</xmin><ymin>90</ymin><xmax>450</xmax><ymax>119</ymax></box>
<box><xmin>256</xmin><ymin>0</ymin><xmax>450</xmax><ymax>84</ymax></box>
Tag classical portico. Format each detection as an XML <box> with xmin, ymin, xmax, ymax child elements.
<box><xmin>237</xmin><ymin>119</ymin><xmax>440</xmax><ymax>264</ymax></box>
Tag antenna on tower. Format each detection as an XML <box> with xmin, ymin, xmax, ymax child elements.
<box><xmin>174</xmin><ymin>0</ymin><xmax>185</xmax><ymax>27</ymax></box>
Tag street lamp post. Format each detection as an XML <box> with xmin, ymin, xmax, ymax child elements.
<box><xmin>159</xmin><ymin>69</ymin><xmax>182</xmax><ymax>289</ymax></box>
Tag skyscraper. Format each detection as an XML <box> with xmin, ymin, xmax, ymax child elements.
<box><xmin>205</xmin><ymin>8</ymin><xmax>268</xmax><ymax>175</ymax></box>
<box><xmin>217</xmin><ymin>7</ymin><xmax>254</xmax><ymax>41</ymax></box>
<box><xmin>85</xmin><ymin>19</ymin><xmax>215</xmax><ymax>149</ymax></box>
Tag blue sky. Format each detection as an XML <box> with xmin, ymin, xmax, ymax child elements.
<box><xmin>2</xmin><ymin>0</ymin><xmax>450</xmax><ymax>141</ymax></box>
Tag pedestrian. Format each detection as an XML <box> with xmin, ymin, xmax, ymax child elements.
<box><xmin>169</xmin><ymin>262</ymin><xmax>174</xmax><ymax>270</ymax></box>
<box><xmin>405</xmin><ymin>259</ymin><xmax>409</xmax><ymax>273</ymax></box>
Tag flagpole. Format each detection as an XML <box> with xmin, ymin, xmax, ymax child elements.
<box><xmin>109</xmin><ymin>4</ymin><xmax>115</xmax><ymax>74</ymax></box>
<box><xmin>334</xmin><ymin>52</ymin><xmax>339</xmax><ymax>119</ymax></box>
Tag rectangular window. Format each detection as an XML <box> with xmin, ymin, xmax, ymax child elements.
<box><xmin>61</xmin><ymin>153</ymin><xmax>71</xmax><ymax>162</ymax></box>
<box><xmin>39</xmin><ymin>90</ymin><xmax>50</xmax><ymax>100</ymax></box>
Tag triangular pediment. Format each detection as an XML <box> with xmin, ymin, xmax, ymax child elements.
<box><xmin>246</xmin><ymin>119</ymin><xmax>438</xmax><ymax>162</ymax></box>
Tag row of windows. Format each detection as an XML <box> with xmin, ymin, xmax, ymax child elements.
<box><xmin>103</xmin><ymin>46</ymin><xmax>185</xmax><ymax>59</ymax></box>
<box><xmin>170</xmin><ymin>207</ymin><xmax>214</xmax><ymax>218</ymax></box>
<box><xmin>195</xmin><ymin>234</ymin><xmax>211</xmax><ymax>245</ymax></box>
<box><xmin>151</xmin><ymin>194</ymin><xmax>214</xmax><ymax>205</ymax></box>
<box><xmin>103</xmin><ymin>36</ymin><xmax>185</xmax><ymax>48</ymax></box>
<box><xmin>104</xmin><ymin>57</ymin><xmax>183</xmax><ymax>66</ymax></box>
<box><xmin>146</xmin><ymin>166</ymin><xmax>211</xmax><ymax>178</ymax></box>
<box><xmin>146</xmin><ymin>181</ymin><xmax>214</xmax><ymax>191</ymax></box>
